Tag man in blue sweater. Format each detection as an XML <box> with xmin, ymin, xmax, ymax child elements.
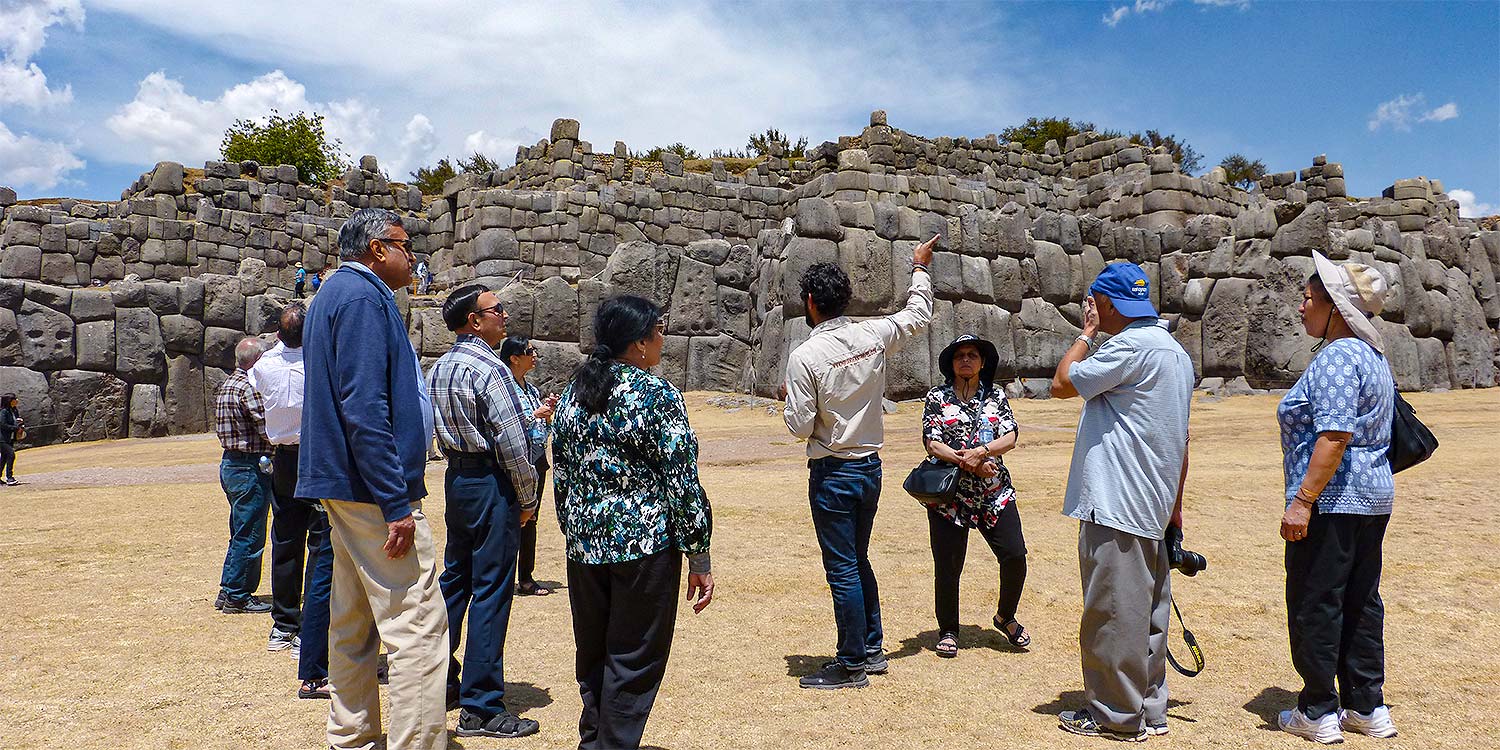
<box><xmin>297</xmin><ymin>208</ymin><xmax>449</xmax><ymax>750</ymax></box>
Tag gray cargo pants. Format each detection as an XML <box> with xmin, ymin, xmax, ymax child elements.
<box><xmin>1078</xmin><ymin>520</ymin><xmax>1171</xmax><ymax>734</ymax></box>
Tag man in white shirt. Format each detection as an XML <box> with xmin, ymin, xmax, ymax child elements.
<box><xmin>250</xmin><ymin>301</ymin><xmax>334</xmax><ymax>699</ymax></box>
<box><xmin>782</xmin><ymin>235</ymin><xmax>936</xmax><ymax>689</ymax></box>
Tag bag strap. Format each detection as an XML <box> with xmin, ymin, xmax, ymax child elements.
<box><xmin>1166</xmin><ymin>595</ymin><xmax>1205</xmax><ymax>677</ymax></box>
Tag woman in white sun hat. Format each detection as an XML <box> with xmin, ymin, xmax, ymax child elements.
<box><xmin>1275</xmin><ymin>251</ymin><xmax>1399</xmax><ymax>744</ymax></box>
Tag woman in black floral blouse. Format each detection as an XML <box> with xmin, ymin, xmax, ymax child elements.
<box><xmin>551</xmin><ymin>294</ymin><xmax>714</xmax><ymax>750</ymax></box>
<box><xmin>921</xmin><ymin>334</ymin><xmax>1029</xmax><ymax>658</ymax></box>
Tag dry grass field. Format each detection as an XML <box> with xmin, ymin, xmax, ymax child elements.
<box><xmin>1</xmin><ymin>390</ymin><xmax>1497</xmax><ymax>750</ymax></box>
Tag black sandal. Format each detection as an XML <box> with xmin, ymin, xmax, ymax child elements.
<box><xmin>936</xmin><ymin>631</ymin><xmax>959</xmax><ymax>658</ymax></box>
<box><xmin>994</xmin><ymin>615</ymin><xmax>1031</xmax><ymax>648</ymax></box>
<box><xmin>298</xmin><ymin>678</ymin><xmax>331</xmax><ymax>700</ymax></box>
<box><xmin>517</xmin><ymin>581</ymin><xmax>552</xmax><ymax>596</ymax></box>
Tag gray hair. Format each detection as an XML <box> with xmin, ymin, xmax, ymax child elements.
<box><xmin>337</xmin><ymin>207</ymin><xmax>404</xmax><ymax>261</ymax></box>
<box><xmin>235</xmin><ymin>336</ymin><xmax>266</xmax><ymax>370</ymax></box>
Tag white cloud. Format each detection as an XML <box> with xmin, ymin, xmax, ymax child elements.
<box><xmin>463</xmin><ymin>126</ymin><xmax>543</xmax><ymax>163</ymax></box>
<box><xmin>1191</xmin><ymin>0</ymin><xmax>1250</xmax><ymax>7</ymax></box>
<box><xmin>395</xmin><ymin>114</ymin><xmax>437</xmax><ymax>176</ymax></box>
<box><xmin>0</xmin><ymin>118</ymin><xmax>83</xmax><ymax>190</ymax></box>
<box><xmin>1368</xmin><ymin>93</ymin><xmax>1461</xmax><ymax>132</ymax></box>
<box><xmin>0</xmin><ymin>0</ymin><xmax>82</xmax><ymax>109</ymax></box>
<box><xmin>1420</xmin><ymin>101</ymin><xmax>1458</xmax><ymax>123</ymax></box>
<box><xmin>104</xmin><ymin>69</ymin><xmax>379</xmax><ymax>167</ymax></box>
<box><xmin>1450</xmin><ymin>189</ymin><xmax>1497</xmax><ymax>219</ymax></box>
<box><xmin>1103</xmin><ymin>0</ymin><xmax>1170</xmax><ymax>27</ymax></box>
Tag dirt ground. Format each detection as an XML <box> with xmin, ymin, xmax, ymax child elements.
<box><xmin>1</xmin><ymin>390</ymin><xmax>1496</xmax><ymax>750</ymax></box>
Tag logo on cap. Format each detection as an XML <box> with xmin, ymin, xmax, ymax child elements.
<box><xmin>1131</xmin><ymin>278</ymin><xmax>1148</xmax><ymax>298</ymax></box>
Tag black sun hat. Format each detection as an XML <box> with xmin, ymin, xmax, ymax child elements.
<box><xmin>938</xmin><ymin>334</ymin><xmax>999</xmax><ymax>387</ymax></box>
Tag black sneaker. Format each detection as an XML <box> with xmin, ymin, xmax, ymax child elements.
<box><xmin>820</xmin><ymin>654</ymin><xmax>888</xmax><ymax>675</ymax></box>
<box><xmin>799</xmin><ymin>662</ymin><xmax>869</xmax><ymax>690</ymax></box>
<box><xmin>214</xmin><ymin>591</ymin><xmax>228</xmax><ymax>610</ymax></box>
<box><xmin>220</xmin><ymin>595</ymin><xmax>272</xmax><ymax>614</ymax></box>
<box><xmin>455</xmin><ymin>709</ymin><xmax>540</xmax><ymax>738</ymax></box>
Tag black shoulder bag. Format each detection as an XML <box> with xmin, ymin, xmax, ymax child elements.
<box><xmin>1387</xmin><ymin>389</ymin><xmax>1438</xmax><ymax>474</ymax></box>
<box><xmin>903</xmin><ymin>457</ymin><xmax>959</xmax><ymax>506</ymax></box>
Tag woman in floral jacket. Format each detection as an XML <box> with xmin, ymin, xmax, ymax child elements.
<box><xmin>550</xmin><ymin>294</ymin><xmax>714</xmax><ymax>750</ymax></box>
<box><xmin>920</xmin><ymin>334</ymin><xmax>1029</xmax><ymax>658</ymax></box>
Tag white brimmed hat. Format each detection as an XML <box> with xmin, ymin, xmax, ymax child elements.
<box><xmin>1312</xmin><ymin>251</ymin><xmax>1387</xmax><ymax>354</ymax></box>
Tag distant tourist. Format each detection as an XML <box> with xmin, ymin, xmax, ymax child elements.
<box><xmin>294</xmin><ymin>262</ymin><xmax>307</xmax><ymax>298</ymax></box>
<box><xmin>551</xmin><ymin>294</ymin><xmax>714</xmax><ymax>750</ymax></box>
<box><xmin>498</xmin><ymin>335</ymin><xmax>560</xmax><ymax>597</ymax></box>
<box><xmin>212</xmin><ymin>336</ymin><xmax>273</xmax><ymax>615</ymax></box>
<box><xmin>0</xmin><ymin>394</ymin><xmax>24</xmax><ymax>485</ymax></box>
<box><xmin>428</xmin><ymin>285</ymin><xmax>541</xmax><ymax>738</ymax></box>
<box><xmin>1050</xmin><ymin>262</ymin><xmax>1193</xmax><ymax>741</ymax></box>
<box><xmin>416</xmin><ymin>259</ymin><xmax>432</xmax><ymax>295</ymax></box>
<box><xmin>310</xmin><ymin>270</ymin><xmax>322</xmax><ymax>294</ymax></box>
<box><xmin>781</xmin><ymin>234</ymin><xmax>937</xmax><ymax>689</ymax></box>
<box><xmin>920</xmin><ymin>334</ymin><xmax>1029</xmax><ymax>658</ymax></box>
<box><xmin>1275</xmin><ymin>253</ymin><xmax>1398</xmax><ymax>744</ymax></box>
<box><xmin>298</xmin><ymin>207</ymin><xmax>449</xmax><ymax>750</ymax></box>
<box><xmin>248</xmin><ymin>301</ymin><xmax>333</xmax><ymax>700</ymax></box>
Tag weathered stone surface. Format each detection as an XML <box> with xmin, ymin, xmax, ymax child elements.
<box><xmin>203</xmin><ymin>326</ymin><xmax>243</xmax><ymax>369</ymax></box>
<box><xmin>24</xmin><ymin>281</ymin><xmax>71</xmax><ymax>312</ymax></box>
<box><xmin>687</xmin><ymin>334</ymin><xmax>751</xmax><ymax>392</ymax></box>
<box><xmin>71</xmin><ymin>289</ymin><xmax>114</xmax><ymax>322</ymax></box>
<box><xmin>1201</xmin><ymin>277</ymin><xmax>1253</xmax><ymax>377</ymax></box>
<box><xmin>147</xmin><ymin>162</ymin><xmax>186</xmax><ymax>196</ymax></box>
<box><xmin>794</xmin><ymin>197</ymin><xmax>843</xmax><ymax>241</ymax></box>
<box><xmin>48</xmin><ymin>369</ymin><xmax>127</xmax><ymax>442</ymax></box>
<box><xmin>18</xmin><ymin>299</ymin><xmax>73</xmax><ymax>370</ymax></box>
<box><xmin>685</xmin><ymin>239</ymin><xmax>731</xmax><ymax>266</ymax></box>
<box><xmin>0</xmin><ymin>245</ymin><xmax>41</xmax><ymax>279</ymax></box>
<box><xmin>1416</xmin><ymin>337</ymin><xmax>1450</xmax><ymax>390</ymax></box>
<box><xmin>238</xmin><ymin>257</ymin><xmax>271</xmax><ymax>295</ymax></box>
<box><xmin>473</xmin><ymin>228</ymin><xmax>519</xmax><ymax>261</ymax></box>
<box><xmin>408</xmin><ymin>307</ymin><xmax>454</xmax><ymax>358</ymax></box>
<box><xmin>778</xmin><ymin>237</ymin><xmax>839</xmax><ymax>320</ymax></box>
<box><xmin>717</xmin><ymin>286</ymin><xmax>752</xmax><ymax>341</ymax></box>
<box><xmin>1270</xmin><ymin>201</ymin><xmax>1328</xmax><ymax>258</ymax></box>
<box><xmin>715</xmin><ymin>243</ymin><xmax>752</xmax><ymax>290</ymax></box>
<box><xmin>1244</xmin><ymin>265</ymin><xmax>1313</xmax><ymax>389</ymax></box>
<box><xmin>1010</xmin><ymin>297</ymin><xmax>1080</xmax><ymax>376</ymax></box>
<box><xmin>74</xmin><ymin>320</ymin><xmax>116</xmax><ymax>371</ymax></box>
<box><xmin>129</xmin><ymin>383</ymin><xmax>167</xmax><ymax>437</ymax></box>
<box><xmin>161</xmin><ymin>314</ymin><xmax>204</xmax><ymax>353</ymax></box>
<box><xmin>245</xmin><ymin>294</ymin><xmax>284</xmax><ymax>334</ymax></box>
<box><xmin>527</xmin><ymin>339</ymin><xmax>585</xmax><ymax>397</ymax></box>
<box><xmin>532</xmin><ymin>275</ymin><xmax>580</xmax><ymax>341</ymax></box>
<box><xmin>115</xmin><ymin>307</ymin><xmax>164</xmax><ymax>381</ymax></box>
<box><xmin>1035</xmin><ymin>241</ymin><xmax>1072</xmax><ymax>305</ymax></box>
<box><xmin>0</xmin><ymin>365</ymin><xmax>51</xmax><ymax>440</ymax></box>
<box><xmin>837</xmin><ymin>229</ymin><xmax>894</xmax><ymax>316</ymax></box>
<box><xmin>990</xmin><ymin>256</ymin><xmax>1024</xmax><ymax>312</ymax></box>
<box><xmin>0</xmin><ymin>308</ymin><xmax>17</xmax><ymax>366</ymax></box>
<box><xmin>496</xmin><ymin>280</ymin><xmax>536</xmax><ymax>339</ymax></box>
<box><xmin>164</xmin><ymin>353</ymin><xmax>206</xmax><ymax>433</ymax></box>
<box><xmin>1446</xmin><ymin>271</ymin><xmax>1495</xmax><ymax>388</ymax></box>
<box><xmin>201</xmin><ymin>273</ymin><xmax>245</xmax><ymax>328</ymax></box>
<box><xmin>602</xmin><ymin>240</ymin><xmax>678</xmax><ymax>308</ymax></box>
<box><xmin>1375</xmin><ymin>319</ymin><xmax>1420</xmax><ymax>391</ymax></box>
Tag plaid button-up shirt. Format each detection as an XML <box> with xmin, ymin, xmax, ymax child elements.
<box><xmin>215</xmin><ymin>368</ymin><xmax>272</xmax><ymax>454</ymax></box>
<box><xmin>427</xmin><ymin>335</ymin><xmax>539</xmax><ymax>508</ymax></box>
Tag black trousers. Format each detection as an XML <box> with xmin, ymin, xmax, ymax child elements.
<box><xmin>568</xmin><ymin>550</ymin><xmax>682</xmax><ymax>750</ymax></box>
<box><xmin>0</xmin><ymin>441</ymin><xmax>14</xmax><ymax>478</ymax></box>
<box><xmin>518</xmin><ymin>466</ymin><xmax>547</xmax><ymax>584</ymax></box>
<box><xmin>269</xmin><ymin>444</ymin><xmax>327</xmax><ymax>634</ymax></box>
<box><xmin>1285</xmin><ymin>510</ymin><xmax>1389</xmax><ymax>720</ymax></box>
<box><xmin>928</xmin><ymin>502</ymin><xmax>1028</xmax><ymax>635</ymax></box>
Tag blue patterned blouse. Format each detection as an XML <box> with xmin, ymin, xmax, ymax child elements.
<box><xmin>551</xmin><ymin>362</ymin><xmax>713</xmax><ymax>566</ymax></box>
<box><xmin>1277</xmin><ymin>338</ymin><xmax>1395</xmax><ymax>515</ymax></box>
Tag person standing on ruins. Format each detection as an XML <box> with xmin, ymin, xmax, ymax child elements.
<box><xmin>1050</xmin><ymin>262</ymin><xmax>1193</xmax><ymax>742</ymax></box>
<box><xmin>297</xmin><ymin>207</ymin><xmax>449</xmax><ymax>750</ymax></box>
<box><xmin>213</xmin><ymin>336</ymin><xmax>273</xmax><ymax>615</ymax></box>
<box><xmin>248</xmin><ymin>301</ymin><xmax>335</xmax><ymax>699</ymax></box>
<box><xmin>781</xmin><ymin>234</ymin><xmax>937</xmax><ymax>689</ymax></box>
<box><xmin>428</xmin><ymin>284</ymin><xmax>541</xmax><ymax>739</ymax></box>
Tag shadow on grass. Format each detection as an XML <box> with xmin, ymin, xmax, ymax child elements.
<box><xmin>886</xmin><ymin>624</ymin><xmax>1027</xmax><ymax>661</ymax></box>
<box><xmin>1032</xmin><ymin>690</ymin><xmax>1196</xmax><ymax>722</ymax></box>
<box><xmin>783</xmin><ymin>654</ymin><xmax>827</xmax><ymax>677</ymax></box>
<box><xmin>506</xmin><ymin>681</ymin><xmax>554</xmax><ymax>712</ymax></box>
<box><xmin>1244</xmin><ymin>686</ymin><xmax>1298</xmax><ymax>730</ymax></box>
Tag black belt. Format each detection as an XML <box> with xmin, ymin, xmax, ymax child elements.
<box><xmin>445</xmin><ymin>451</ymin><xmax>496</xmax><ymax>470</ymax></box>
<box><xmin>223</xmin><ymin>449</ymin><xmax>269</xmax><ymax>461</ymax></box>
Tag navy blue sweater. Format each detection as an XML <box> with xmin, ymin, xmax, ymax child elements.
<box><xmin>296</xmin><ymin>264</ymin><xmax>427</xmax><ymax>521</ymax></box>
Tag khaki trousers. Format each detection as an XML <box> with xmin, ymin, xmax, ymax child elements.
<box><xmin>324</xmin><ymin>500</ymin><xmax>450</xmax><ymax>750</ymax></box>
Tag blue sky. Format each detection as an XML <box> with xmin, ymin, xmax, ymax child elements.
<box><xmin>1</xmin><ymin>1</ymin><xmax>1495</xmax><ymax>216</ymax></box>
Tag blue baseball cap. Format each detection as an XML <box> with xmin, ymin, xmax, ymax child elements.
<box><xmin>1089</xmin><ymin>262</ymin><xmax>1158</xmax><ymax>318</ymax></box>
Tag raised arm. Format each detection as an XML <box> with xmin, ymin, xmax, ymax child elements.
<box><xmin>875</xmin><ymin>234</ymin><xmax>938</xmax><ymax>350</ymax></box>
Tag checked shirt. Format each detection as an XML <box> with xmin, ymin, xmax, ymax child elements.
<box><xmin>427</xmin><ymin>334</ymin><xmax>539</xmax><ymax>508</ymax></box>
<box><xmin>214</xmin><ymin>368</ymin><xmax>272</xmax><ymax>454</ymax></box>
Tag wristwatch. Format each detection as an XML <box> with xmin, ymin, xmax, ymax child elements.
<box><xmin>1076</xmin><ymin>334</ymin><xmax>1095</xmax><ymax>350</ymax></box>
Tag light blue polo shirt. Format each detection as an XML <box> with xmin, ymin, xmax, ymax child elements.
<box><xmin>1062</xmin><ymin>320</ymin><xmax>1194</xmax><ymax>540</ymax></box>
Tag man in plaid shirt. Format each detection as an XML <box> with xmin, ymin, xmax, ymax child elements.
<box><xmin>427</xmin><ymin>283</ymin><xmax>540</xmax><ymax>739</ymax></box>
<box><xmin>214</xmin><ymin>336</ymin><xmax>274</xmax><ymax>614</ymax></box>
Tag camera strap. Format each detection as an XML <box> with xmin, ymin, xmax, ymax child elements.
<box><xmin>1166</xmin><ymin>595</ymin><xmax>1204</xmax><ymax>677</ymax></box>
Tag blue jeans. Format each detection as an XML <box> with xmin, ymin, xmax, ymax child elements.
<box><xmin>219</xmin><ymin>454</ymin><xmax>271</xmax><ymax>602</ymax></box>
<box><xmin>440</xmin><ymin>462</ymin><xmax>522</xmax><ymax>718</ymax></box>
<box><xmin>298</xmin><ymin>506</ymin><xmax>333</xmax><ymax>681</ymax></box>
<box><xmin>808</xmin><ymin>454</ymin><xmax>884</xmax><ymax>669</ymax></box>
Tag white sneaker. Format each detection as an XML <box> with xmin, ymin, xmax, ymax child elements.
<box><xmin>1279</xmin><ymin>708</ymin><xmax>1344</xmax><ymax>744</ymax></box>
<box><xmin>1146</xmin><ymin>720</ymin><xmax>1168</xmax><ymax>736</ymax></box>
<box><xmin>1340</xmin><ymin>706</ymin><xmax>1397</xmax><ymax>738</ymax></box>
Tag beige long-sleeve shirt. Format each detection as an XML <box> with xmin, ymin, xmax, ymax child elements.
<box><xmin>783</xmin><ymin>269</ymin><xmax>934</xmax><ymax>459</ymax></box>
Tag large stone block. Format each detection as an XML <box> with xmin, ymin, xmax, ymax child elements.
<box><xmin>884</xmin><ymin>315</ymin><xmax>933</xmax><ymax>399</ymax></box>
<box><xmin>794</xmin><ymin>197</ymin><xmax>843</xmax><ymax>241</ymax></box>
<box><xmin>161</xmin><ymin>314</ymin><xmax>204</xmax><ymax>354</ymax></box>
<box><xmin>991</xmin><ymin>256</ymin><xmax>1024</xmax><ymax>313</ymax></box>
<box><xmin>202</xmin><ymin>273</ymin><xmax>245</xmax><ymax>328</ymax></box>
<box><xmin>1270</xmin><ymin>201</ymin><xmax>1328</xmax><ymax>258</ymax></box>
<box><xmin>245</xmin><ymin>294</ymin><xmax>284</xmax><ymax>334</ymax></box>
<box><xmin>147</xmin><ymin>161</ymin><xmax>186</xmax><ymax>196</ymax></box>
<box><xmin>1201</xmin><ymin>277</ymin><xmax>1253</xmax><ymax>377</ymax></box>
<box><xmin>473</xmin><ymin>228</ymin><xmax>519</xmax><ymax>262</ymax></box>
<box><xmin>687</xmin><ymin>334</ymin><xmax>751</xmax><ymax>392</ymax></box>
<box><xmin>778</xmin><ymin>237</ymin><xmax>839</xmax><ymax>320</ymax></box>
<box><xmin>203</xmin><ymin>326</ymin><xmax>243</xmax><ymax>369</ymax></box>
<box><xmin>1446</xmin><ymin>272</ymin><xmax>1495</xmax><ymax>388</ymax></box>
<box><xmin>408</xmin><ymin>307</ymin><xmax>454</xmax><ymax>357</ymax></box>
<box><xmin>48</xmin><ymin>369</ymin><xmax>128</xmax><ymax>442</ymax></box>
<box><xmin>526</xmin><ymin>340</ymin><xmax>585</xmax><ymax>398</ymax></box>
<box><xmin>0</xmin><ymin>308</ymin><xmax>17</xmax><ymax>366</ymax></box>
<box><xmin>1244</xmin><ymin>267</ymin><xmax>1314</xmax><ymax>389</ymax></box>
<box><xmin>165</xmin><ymin>353</ymin><xmax>206</xmax><ymax>433</ymax></box>
<box><xmin>115</xmin><ymin>307</ymin><xmax>164</xmax><ymax>381</ymax></box>
<box><xmin>71</xmin><ymin>289</ymin><xmax>114</xmax><ymax>322</ymax></box>
<box><xmin>0</xmin><ymin>245</ymin><xmax>41</xmax><ymax>278</ymax></box>
<box><xmin>685</xmin><ymin>239</ymin><xmax>731</xmax><ymax>266</ymax></box>
<box><xmin>145</xmin><ymin>281</ymin><xmax>178</xmax><ymax>316</ymax></box>
<box><xmin>74</xmin><ymin>320</ymin><xmax>116</xmax><ymax>371</ymax></box>
<box><xmin>18</xmin><ymin>299</ymin><xmax>73</xmax><ymax>370</ymax></box>
<box><xmin>1416</xmin><ymin>337</ymin><xmax>1450</xmax><ymax>390</ymax></box>
<box><xmin>839</xmin><ymin>230</ymin><xmax>895</xmax><ymax>316</ymax></box>
<box><xmin>1035</xmin><ymin>240</ymin><xmax>1072</xmax><ymax>305</ymax></box>
<box><xmin>0</xmin><ymin>365</ymin><xmax>51</xmax><ymax>441</ymax></box>
<box><xmin>602</xmin><ymin>240</ymin><xmax>679</xmax><ymax>308</ymax></box>
<box><xmin>715</xmin><ymin>243</ymin><xmax>753</xmax><ymax>291</ymax></box>
<box><xmin>1010</xmin><ymin>297</ymin><xmax>1080</xmax><ymax>377</ymax></box>
<box><xmin>1375</xmin><ymin>319</ymin><xmax>1420</xmax><ymax>391</ymax></box>
<box><xmin>129</xmin><ymin>383</ymin><xmax>167</xmax><ymax>437</ymax></box>
<box><xmin>533</xmin><ymin>276</ymin><xmax>580</xmax><ymax>341</ymax></box>
<box><xmin>496</xmin><ymin>280</ymin><xmax>536</xmax><ymax>339</ymax></box>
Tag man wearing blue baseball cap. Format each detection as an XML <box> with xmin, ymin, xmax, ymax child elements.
<box><xmin>1050</xmin><ymin>262</ymin><xmax>1194</xmax><ymax>742</ymax></box>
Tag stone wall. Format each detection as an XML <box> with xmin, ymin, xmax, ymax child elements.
<box><xmin>2</xmin><ymin>113</ymin><xmax>1497</xmax><ymax>446</ymax></box>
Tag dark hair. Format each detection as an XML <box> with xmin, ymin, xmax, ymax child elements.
<box><xmin>573</xmin><ymin>295</ymin><xmax>661</xmax><ymax>415</ymax></box>
<box><xmin>499</xmin><ymin>335</ymin><xmax>532</xmax><ymax>365</ymax></box>
<box><xmin>1</xmin><ymin>394</ymin><xmax>14</xmax><ymax>409</ymax></box>
<box><xmin>277</xmin><ymin>301</ymin><xmax>306</xmax><ymax>348</ymax></box>
<box><xmin>442</xmin><ymin>284</ymin><xmax>490</xmax><ymax>332</ymax></box>
<box><xmin>1307</xmin><ymin>274</ymin><xmax>1331</xmax><ymax>303</ymax></box>
<box><xmin>799</xmin><ymin>262</ymin><xmax>851</xmax><ymax>319</ymax></box>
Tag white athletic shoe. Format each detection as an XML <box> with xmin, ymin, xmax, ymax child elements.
<box><xmin>1279</xmin><ymin>708</ymin><xmax>1344</xmax><ymax>744</ymax></box>
<box><xmin>1340</xmin><ymin>706</ymin><xmax>1397</xmax><ymax>738</ymax></box>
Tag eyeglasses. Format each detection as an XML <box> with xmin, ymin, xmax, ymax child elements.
<box><xmin>472</xmin><ymin>303</ymin><xmax>506</xmax><ymax>319</ymax></box>
<box><xmin>378</xmin><ymin>237</ymin><xmax>414</xmax><ymax>257</ymax></box>
<box><xmin>524</xmin><ymin>347</ymin><xmax>538</xmax><ymax>356</ymax></box>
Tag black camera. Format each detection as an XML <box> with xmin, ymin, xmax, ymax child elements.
<box><xmin>1166</xmin><ymin>525</ymin><xmax>1207</xmax><ymax>577</ymax></box>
